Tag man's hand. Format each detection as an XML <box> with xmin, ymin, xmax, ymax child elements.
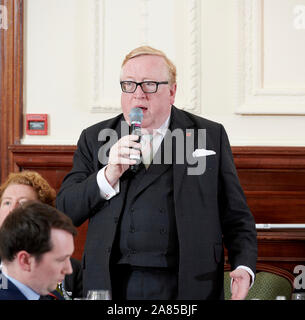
<box><xmin>230</xmin><ymin>268</ymin><xmax>251</xmax><ymax>300</ymax></box>
<box><xmin>105</xmin><ymin>135</ymin><xmax>141</xmax><ymax>186</ymax></box>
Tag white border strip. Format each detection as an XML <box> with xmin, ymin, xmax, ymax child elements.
<box><xmin>256</xmin><ymin>224</ymin><xmax>305</xmax><ymax>229</ymax></box>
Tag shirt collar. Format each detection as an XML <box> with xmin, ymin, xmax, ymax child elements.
<box><xmin>154</xmin><ymin>115</ymin><xmax>170</xmax><ymax>138</ymax></box>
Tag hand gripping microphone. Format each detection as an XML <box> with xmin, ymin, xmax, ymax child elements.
<box><xmin>129</xmin><ymin>107</ymin><xmax>143</xmax><ymax>172</ymax></box>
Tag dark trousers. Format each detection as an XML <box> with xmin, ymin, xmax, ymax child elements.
<box><xmin>111</xmin><ymin>264</ymin><xmax>178</xmax><ymax>300</ymax></box>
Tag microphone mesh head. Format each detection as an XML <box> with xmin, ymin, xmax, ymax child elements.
<box><xmin>129</xmin><ymin>107</ymin><xmax>143</xmax><ymax>123</ymax></box>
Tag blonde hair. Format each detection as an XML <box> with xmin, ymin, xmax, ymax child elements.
<box><xmin>0</xmin><ymin>171</ymin><xmax>56</xmax><ymax>207</ymax></box>
<box><xmin>121</xmin><ymin>46</ymin><xmax>177</xmax><ymax>85</ymax></box>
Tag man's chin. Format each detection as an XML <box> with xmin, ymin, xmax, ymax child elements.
<box><xmin>45</xmin><ymin>284</ymin><xmax>58</xmax><ymax>295</ymax></box>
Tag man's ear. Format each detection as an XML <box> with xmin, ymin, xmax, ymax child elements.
<box><xmin>169</xmin><ymin>83</ymin><xmax>177</xmax><ymax>105</ymax></box>
<box><xmin>17</xmin><ymin>251</ymin><xmax>33</xmax><ymax>272</ymax></box>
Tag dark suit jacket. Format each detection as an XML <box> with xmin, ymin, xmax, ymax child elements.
<box><xmin>56</xmin><ymin>106</ymin><xmax>257</xmax><ymax>299</ymax></box>
<box><xmin>0</xmin><ymin>274</ymin><xmax>27</xmax><ymax>300</ymax></box>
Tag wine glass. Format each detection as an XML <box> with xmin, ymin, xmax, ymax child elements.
<box><xmin>86</xmin><ymin>290</ymin><xmax>112</xmax><ymax>300</ymax></box>
<box><xmin>292</xmin><ymin>293</ymin><xmax>305</xmax><ymax>300</ymax></box>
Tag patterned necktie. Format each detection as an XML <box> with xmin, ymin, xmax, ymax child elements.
<box><xmin>141</xmin><ymin>132</ymin><xmax>163</xmax><ymax>169</ymax></box>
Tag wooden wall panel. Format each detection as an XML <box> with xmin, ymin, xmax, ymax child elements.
<box><xmin>9</xmin><ymin>145</ymin><xmax>75</xmax><ymax>190</ymax></box>
<box><xmin>0</xmin><ymin>0</ymin><xmax>23</xmax><ymax>182</ymax></box>
<box><xmin>234</xmin><ymin>147</ymin><xmax>305</xmax><ymax>224</ymax></box>
<box><xmin>246</xmin><ymin>192</ymin><xmax>305</xmax><ymax>223</ymax></box>
<box><xmin>256</xmin><ymin>230</ymin><xmax>305</xmax><ymax>272</ymax></box>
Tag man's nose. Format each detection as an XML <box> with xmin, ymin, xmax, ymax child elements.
<box><xmin>133</xmin><ymin>84</ymin><xmax>146</xmax><ymax>98</ymax></box>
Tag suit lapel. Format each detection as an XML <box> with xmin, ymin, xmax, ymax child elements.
<box><xmin>132</xmin><ymin>106</ymin><xmax>196</xmax><ymax>200</ymax></box>
<box><xmin>170</xmin><ymin>107</ymin><xmax>195</xmax><ymax>205</ymax></box>
<box><xmin>132</xmin><ymin>129</ymin><xmax>171</xmax><ymax>198</ymax></box>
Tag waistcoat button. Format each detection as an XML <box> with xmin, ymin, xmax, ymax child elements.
<box><xmin>160</xmin><ymin>228</ymin><xmax>167</xmax><ymax>235</ymax></box>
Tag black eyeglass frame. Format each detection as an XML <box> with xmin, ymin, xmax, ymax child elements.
<box><xmin>120</xmin><ymin>81</ymin><xmax>169</xmax><ymax>93</ymax></box>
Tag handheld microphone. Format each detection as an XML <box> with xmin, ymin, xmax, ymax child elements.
<box><xmin>129</xmin><ymin>107</ymin><xmax>143</xmax><ymax>172</ymax></box>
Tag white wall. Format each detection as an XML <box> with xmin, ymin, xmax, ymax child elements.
<box><xmin>23</xmin><ymin>0</ymin><xmax>305</xmax><ymax>146</ymax></box>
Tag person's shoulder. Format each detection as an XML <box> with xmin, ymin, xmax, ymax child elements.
<box><xmin>0</xmin><ymin>276</ymin><xmax>26</xmax><ymax>300</ymax></box>
<box><xmin>0</xmin><ymin>288</ymin><xmax>11</xmax><ymax>299</ymax></box>
<box><xmin>173</xmin><ymin>106</ymin><xmax>223</xmax><ymax>130</ymax></box>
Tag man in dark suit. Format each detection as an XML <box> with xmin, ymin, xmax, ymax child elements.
<box><xmin>56</xmin><ymin>46</ymin><xmax>257</xmax><ymax>300</ymax></box>
<box><xmin>0</xmin><ymin>201</ymin><xmax>77</xmax><ymax>300</ymax></box>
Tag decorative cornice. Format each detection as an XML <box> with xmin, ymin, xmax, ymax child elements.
<box><xmin>184</xmin><ymin>0</ymin><xmax>201</xmax><ymax>113</ymax></box>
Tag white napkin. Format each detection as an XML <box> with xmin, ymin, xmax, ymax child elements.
<box><xmin>192</xmin><ymin>148</ymin><xmax>216</xmax><ymax>158</ymax></box>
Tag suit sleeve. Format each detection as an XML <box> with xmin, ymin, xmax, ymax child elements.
<box><xmin>56</xmin><ymin>129</ymin><xmax>107</xmax><ymax>226</ymax></box>
<box><xmin>218</xmin><ymin>125</ymin><xmax>257</xmax><ymax>273</ymax></box>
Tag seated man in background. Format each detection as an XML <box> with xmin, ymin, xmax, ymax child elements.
<box><xmin>0</xmin><ymin>201</ymin><xmax>77</xmax><ymax>300</ymax></box>
<box><xmin>0</xmin><ymin>171</ymin><xmax>82</xmax><ymax>299</ymax></box>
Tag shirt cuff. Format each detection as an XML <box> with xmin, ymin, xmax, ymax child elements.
<box><xmin>230</xmin><ymin>265</ymin><xmax>255</xmax><ymax>292</ymax></box>
<box><xmin>96</xmin><ymin>166</ymin><xmax>120</xmax><ymax>200</ymax></box>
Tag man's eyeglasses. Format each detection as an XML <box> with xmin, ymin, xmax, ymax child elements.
<box><xmin>120</xmin><ymin>81</ymin><xmax>168</xmax><ymax>93</ymax></box>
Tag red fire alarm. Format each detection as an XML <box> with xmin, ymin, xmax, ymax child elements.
<box><xmin>26</xmin><ymin>114</ymin><xmax>48</xmax><ymax>135</ymax></box>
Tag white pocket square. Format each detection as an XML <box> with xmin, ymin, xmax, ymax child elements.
<box><xmin>192</xmin><ymin>148</ymin><xmax>216</xmax><ymax>158</ymax></box>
